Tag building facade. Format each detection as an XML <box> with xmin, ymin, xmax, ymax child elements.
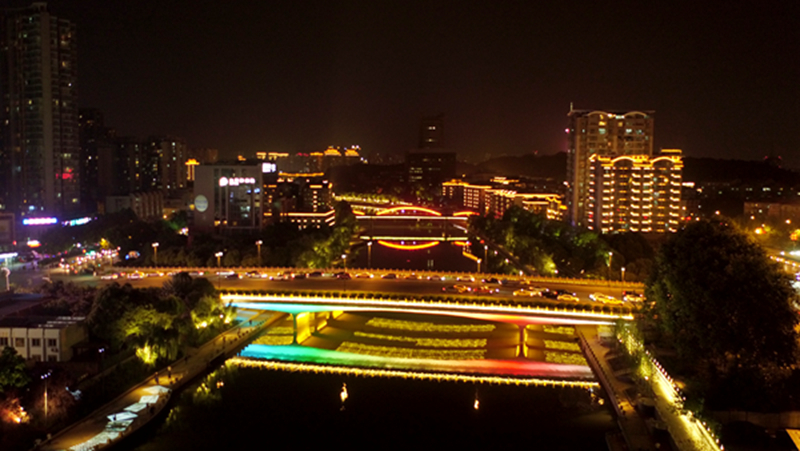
<box><xmin>567</xmin><ymin>109</ymin><xmax>655</xmax><ymax>227</ymax></box>
<box><xmin>194</xmin><ymin>163</ymin><xmax>263</xmax><ymax>232</ymax></box>
<box><xmin>0</xmin><ymin>316</ymin><xmax>87</xmax><ymax>362</ymax></box>
<box><xmin>586</xmin><ymin>150</ymin><xmax>682</xmax><ymax>233</ymax></box>
<box><xmin>0</xmin><ymin>3</ymin><xmax>80</xmax><ymax>218</ymax></box>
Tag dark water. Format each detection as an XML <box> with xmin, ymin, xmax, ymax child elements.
<box><xmin>124</xmin><ymin>362</ymin><xmax>616</xmax><ymax>451</ymax></box>
<box><xmin>351</xmin><ymin>241</ymin><xmax>477</xmax><ymax>273</ymax></box>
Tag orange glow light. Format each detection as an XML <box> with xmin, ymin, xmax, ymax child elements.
<box><xmin>377</xmin><ymin>240</ymin><xmax>439</xmax><ymax>251</ymax></box>
<box><xmin>376</xmin><ymin>206</ymin><xmax>442</xmax><ymax>217</ymax></box>
<box><xmin>454</xmin><ymin>211</ymin><xmax>478</xmax><ymax>217</ymax></box>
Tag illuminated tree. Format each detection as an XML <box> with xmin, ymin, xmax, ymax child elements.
<box><xmin>648</xmin><ymin>220</ymin><xmax>799</xmax><ymax>378</ymax></box>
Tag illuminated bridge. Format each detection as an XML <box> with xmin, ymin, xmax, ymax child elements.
<box><xmin>224</xmin><ymin>291</ymin><xmax>633</xmax><ymax>385</ymax></box>
<box><xmin>356</xmin><ymin>205</ymin><xmax>473</xmax><ymax>247</ymax></box>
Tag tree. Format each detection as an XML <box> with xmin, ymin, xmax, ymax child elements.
<box><xmin>647</xmin><ymin>220</ymin><xmax>799</xmax><ymax>378</ymax></box>
<box><xmin>0</xmin><ymin>347</ymin><xmax>29</xmax><ymax>393</ymax></box>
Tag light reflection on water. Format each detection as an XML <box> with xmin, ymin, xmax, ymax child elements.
<box><xmin>125</xmin><ymin>313</ymin><xmax>614</xmax><ymax>450</ymax></box>
<box><xmin>129</xmin><ymin>360</ymin><xmax>614</xmax><ymax>451</ymax></box>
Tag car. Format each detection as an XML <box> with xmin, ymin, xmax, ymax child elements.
<box><xmin>482</xmin><ymin>278</ymin><xmax>501</xmax><ymax>284</ymax></box>
<box><xmin>355</xmin><ymin>272</ymin><xmax>374</xmax><ymax>279</ymax></box>
<box><xmin>271</xmin><ymin>273</ymin><xmax>291</xmax><ymax>281</ymax></box>
<box><xmin>308</xmin><ymin>271</ymin><xmax>324</xmax><ymax>278</ymax></box>
<box><xmin>335</xmin><ymin>272</ymin><xmax>351</xmax><ymax>280</ymax></box>
<box><xmin>473</xmin><ymin>285</ymin><xmax>499</xmax><ymax>295</ymax></box>
<box><xmin>603</xmin><ymin>296</ymin><xmax>624</xmax><ymax>305</ymax></box>
<box><xmin>245</xmin><ymin>270</ymin><xmax>265</xmax><ymax>278</ymax></box>
<box><xmin>404</xmin><ymin>274</ymin><xmax>419</xmax><ymax>280</ymax></box>
<box><xmin>457</xmin><ymin>275</ymin><xmax>475</xmax><ymax>282</ymax></box>
<box><xmin>443</xmin><ymin>284</ymin><xmax>471</xmax><ymax>294</ymax></box>
<box><xmin>293</xmin><ymin>273</ymin><xmax>307</xmax><ymax>280</ymax></box>
<box><xmin>100</xmin><ymin>273</ymin><xmax>119</xmax><ymax>280</ymax></box>
<box><xmin>188</xmin><ymin>271</ymin><xmax>205</xmax><ymax>277</ymax></box>
<box><xmin>226</xmin><ymin>273</ymin><xmax>241</xmax><ymax>279</ymax></box>
<box><xmin>500</xmin><ymin>279</ymin><xmax>521</xmax><ymax>287</ymax></box>
<box><xmin>382</xmin><ymin>273</ymin><xmax>397</xmax><ymax>279</ymax></box>
<box><xmin>623</xmin><ymin>291</ymin><xmax>645</xmax><ymax>302</ymax></box>
<box><xmin>557</xmin><ymin>293</ymin><xmax>580</xmax><ymax>302</ymax></box>
<box><xmin>513</xmin><ymin>288</ymin><xmax>542</xmax><ymax>297</ymax></box>
<box><xmin>541</xmin><ymin>291</ymin><xmax>559</xmax><ymax>300</ymax></box>
<box><xmin>127</xmin><ymin>271</ymin><xmax>145</xmax><ymax>280</ymax></box>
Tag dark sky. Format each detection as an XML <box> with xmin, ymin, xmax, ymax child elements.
<box><xmin>24</xmin><ymin>0</ymin><xmax>800</xmax><ymax>165</ymax></box>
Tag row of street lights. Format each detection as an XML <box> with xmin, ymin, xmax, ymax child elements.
<box><xmin>152</xmin><ymin>241</ymin><xmax>265</xmax><ymax>267</ymax></box>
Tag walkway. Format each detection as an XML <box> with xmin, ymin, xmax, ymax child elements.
<box><xmin>577</xmin><ymin>325</ymin><xmax>655</xmax><ymax>451</ymax></box>
<box><xmin>39</xmin><ymin>310</ymin><xmax>285</xmax><ymax>451</ymax></box>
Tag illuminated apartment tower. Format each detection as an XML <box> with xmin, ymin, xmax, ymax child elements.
<box><xmin>587</xmin><ymin>150</ymin><xmax>682</xmax><ymax>233</ymax></box>
<box><xmin>0</xmin><ymin>3</ymin><xmax>79</xmax><ymax>217</ymax></box>
<box><xmin>566</xmin><ymin>108</ymin><xmax>654</xmax><ymax>227</ymax></box>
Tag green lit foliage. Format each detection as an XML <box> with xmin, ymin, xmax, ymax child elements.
<box><xmin>0</xmin><ymin>347</ymin><xmax>30</xmax><ymax>393</ymax></box>
<box><xmin>88</xmin><ymin>274</ymin><xmax>233</xmax><ymax>366</ymax></box>
<box><xmin>647</xmin><ymin>220</ymin><xmax>800</xmax><ymax>408</ymax></box>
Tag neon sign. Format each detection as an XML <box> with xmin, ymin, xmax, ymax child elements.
<box><xmin>219</xmin><ymin>177</ymin><xmax>256</xmax><ymax>187</ymax></box>
<box><xmin>63</xmin><ymin>217</ymin><xmax>92</xmax><ymax>227</ymax></box>
<box><xmin>23</xmin><ymin>217</ymin><xmax>58</xmax><ymax>226</ymax></box>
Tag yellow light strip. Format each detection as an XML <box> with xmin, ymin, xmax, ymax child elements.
<box><xmin>229</xmin><ymin>357</ymin><xmax>599</xmax><ymax>388</ymax></box>
<box><xmin>376</xmin><ymin>206</ymin><xmax>443</xmax><ymax>216</ymax></box>
<box><xmin>377</xmin><ymin>240</ymin><xmax>439</xmax><ymax>250</ymax></box>
<box><xmin>222</xmin><ymin>294</ymin><xmax>634</xmax><ymax>321</ymax></box>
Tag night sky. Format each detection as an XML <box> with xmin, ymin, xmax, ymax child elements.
<box><xmin>19</xmin><ymin>0</ymin><xmax>800</xmax><ymax>165</ymax></box>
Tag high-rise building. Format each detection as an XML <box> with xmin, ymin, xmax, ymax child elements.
<box><xmin>78</xmin><ymin>108</ymin><xmax>115</xmax><ymax>212</ymax></box>
<box><xmin>146</xmin><ymin>137</ymin><xmax>188</xmax><ymax>194</ymax></box>
<box><xmin>0</xmin><ymin>3</ymin><xmax>79</xmax><ymax>218</ymax></box>
<box><xmin>566</xmin><ymin>108</ymin><xmax>655</xmax><ymax>227</ymax></box>
<box><xmin>586</xmin><ymin>150</ymin><xmax>682</xmax><ymax>233</ymax></box>
<box><xmin>419</xmin><ymin>114</ymin><xmax>445</xmax><ymax>148</ymax></box>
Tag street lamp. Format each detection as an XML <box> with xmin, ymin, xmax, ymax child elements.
<box><xmin>484</xmin><ymin>245</ymin><xmax>488</xmax><ymax>266</ymax></box>
<box><xmin>152</xmin><ymin>242</ymin><xmax>159</xmax><ymax>266</ymax></box>
<box><xmin>341</xmin><ymin>254</ymin><xmax>347</xmax><ymax>272</ymax></box>
<box><xmin>621</xmin><ymin>266</ymin><xmax>626</xmax><ymax>283</ymax></box>
<box><xmin>255</xmin><ymin>240</ymin><xmax>263</xmax><ymax>265</ymax></box>
<box><xmin>215</xmin><ymin>252</ymin><xmax>224</xmax><ymax>289</ymax></box>
<box><xmin>608</xmin><ymin>251</ymin><xmax>613</xmax><ymax>281</ymax></box>
<box><xmin>367</xmin><ymin>241</ymin><xmax>372</xmax><ymax>268</ymax></box>
<box><xmin>41</xmin><ymin>371</ymin><xmax>52</xmax><ymax>427</ymax></box>
<box><xmin>477</xmin><ymin>258</ymin><xmax>482</xmax><ymax>273</ymax></box>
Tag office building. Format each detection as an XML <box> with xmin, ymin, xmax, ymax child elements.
<box><xmin>566</xmin><ymin>108</ymin><xmax>654</xmax><ymax>227</ymax></box>
<box><xmin>193</xmin><ymin>163</ymin><xmax>263</xmax><ymax>232</ymax></box>
<box><xmin>407</xmin><ymin>150</ymin><xmax>456</xmax><ymax>192</ymax></box>
<box><xmin>0</xmin><ymin>3</ymin><xmax>80</xmax><ymax>218</ymax></box>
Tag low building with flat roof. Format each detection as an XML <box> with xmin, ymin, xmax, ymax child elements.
<box><xmin>0</xmin><ymin>316</ymin><xmax>87</xmax><ymax>363</ymax></box>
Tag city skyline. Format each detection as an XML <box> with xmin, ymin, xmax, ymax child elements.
<box><xmin>8</xmin><ymin>0</ymin><xmax>799</xmax><ymax>165</ymax></box>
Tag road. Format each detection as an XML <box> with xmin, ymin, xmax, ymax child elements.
<box><xmin>59</xmin><ymin>268</ymin><xmax>642</xmax><ymax>307</ymax></box>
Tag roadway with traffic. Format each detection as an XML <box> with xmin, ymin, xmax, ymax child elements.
<box><xmin>83</xmin><ymin>267</ymin><xmax>644</xmax><ymax>308</ymax></box>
